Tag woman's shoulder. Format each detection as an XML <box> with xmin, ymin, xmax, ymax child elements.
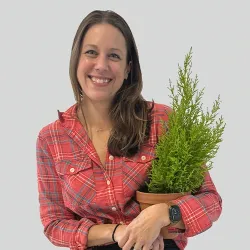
<box><xmin>37</xmin><ymin>119</ymin><xmax>60</xmax><ymax>140</ymax></box>
<box><xmin>37</xmin><ymin>103</ymin><xmax>78</xmax><ymax>140</ymax></box>
<box><xmin>144</xmin><ymin>101</ymin><xmax>172</xmax><ymax>144</ymax></box>
<box><xmin>147</xmin><ymin>101</ymin><xmax>172</xmax><ymax>120</ymax></box>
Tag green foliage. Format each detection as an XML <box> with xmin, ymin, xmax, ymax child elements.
<box><xmin>146</xmin><ymin>48</ymin><xmax>226</xmax><ymax>194</ymax></box>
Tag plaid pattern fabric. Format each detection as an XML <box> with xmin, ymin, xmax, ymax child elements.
<box><xmin>36</xmin><ymin>102</ymin><xmax>222</xmax><ymax>250</ymax></box>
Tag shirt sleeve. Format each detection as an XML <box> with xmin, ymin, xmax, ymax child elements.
<box><xmin>36</xmin><ymin>135</ymin><xmax>96</xmax><ymax>250</ymax></box>
<box><xmin>170</xmin><ymin>171</ymin><xmax>222</xmax><ymax>237</ymax></box>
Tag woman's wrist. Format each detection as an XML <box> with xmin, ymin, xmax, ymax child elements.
<box><xmin>87</xmin><ymin>224</ymin><xmax>123</xmax><ymax>247</ymax></box>
<box><xmin>112</xmin><ymin>224</ymin><xmax>121</xmax><ymax>242</ymax></box>
<box><xmin>153</xmin><ymin>203</ymin><xmax>171</xmax><ymax>227</ymax></box>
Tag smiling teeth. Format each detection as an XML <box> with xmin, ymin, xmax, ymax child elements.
<box><xmin>91</xmin><ymin>77</ymin><xmax>111</xmax><ymax>83</ymax></box>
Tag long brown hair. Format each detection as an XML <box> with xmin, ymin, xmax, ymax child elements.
<box><xmin>69</xmin><ymin>10</ymin><xmax>154</xmax><ymax>157</ymax></box>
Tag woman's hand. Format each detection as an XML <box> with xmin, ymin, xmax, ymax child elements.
<box><xmin>118</xmin><ymin>203</ymin><xmax>170</xmax><ymax>250</ymax></box>
<box><xmin>149</xmin><ymin>234</ymin><xmax>164</xmax><ymax>250</ymax></box>
<box><xmin>115</xmin><ymin>226</ymin><xmax>164</xmax><ymax>250</ymax></box>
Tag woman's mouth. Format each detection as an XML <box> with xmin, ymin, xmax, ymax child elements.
<box><xmin>88</xmin><ymin>76</ymin><xmax>112</xmax><ymax>86</ymax></box>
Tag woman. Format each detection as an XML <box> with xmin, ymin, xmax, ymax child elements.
<box><xmin>36</xmin><ymin>10</ymin><xmax>222</xmax><ymax>250</ymax></box>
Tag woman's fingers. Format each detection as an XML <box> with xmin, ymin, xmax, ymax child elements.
<box><xmin>150</xmin><ymin>235</ymin><xmax>164</xmax><ymax>250</ymax></box>
<box><xmin>151</xmin><ymin>238</ymin><xmax>159</xmax><ymax>250</ymax></box>
<box><xmin>118</xmin><ymin>230</ymin><xmax>130</xmax><ymax>249</ymax></box>
<box><xmin>124</xmin><ymin>234</ymin><xmax>164</xmax><ymax>250</ymax></box>
<box><xmin>158</xmin><ymin>235</ymin><xmax>164</xmax><ymax>250</ymax></box>
<box><xmin>133</xmin><ymin>242</ymin><xmax>144</xmax><ymax>250</ymax></box>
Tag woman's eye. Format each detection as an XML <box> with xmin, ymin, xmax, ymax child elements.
<box><xmin>85</xmin><ymin>50</ymin><xmax>97</xmax><ymax>56</ymax></box>
<box><xmin>110</xmin><ymin>53</ymin><xmax>120</xmax><ymax>59</ymax></box>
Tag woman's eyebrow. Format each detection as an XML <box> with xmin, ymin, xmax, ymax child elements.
<box><xmin>110</xmin><ymin>48</ymin><xmax>123</xmax><ymax>55</ymax></box>
<box><xmin>82</xmin><ymin>44</ymin><xmax>124</xmax><ymax>55</ymax></box>
<box><xmin>110</xmin><ymin>48</ymin><xmax>121</xmax><ymax>52</ymax></box>
<box><xmin>82</xmin><ymin>44</ymin><xmax>98</xmax><ymax>49</ymax></box>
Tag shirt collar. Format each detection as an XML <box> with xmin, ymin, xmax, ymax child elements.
<box><xmin>57</xmin><ymin>103</ymin><xmax>78</xmax><ymax>123</ymax></box>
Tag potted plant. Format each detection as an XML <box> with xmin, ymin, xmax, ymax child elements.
<box><xmin>136</xmin><ymin>47</ymin><xmax>226</xmax><ymax>237</ymax></box>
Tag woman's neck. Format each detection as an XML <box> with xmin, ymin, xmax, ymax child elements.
<box><xmin>77</xmin><ymin>100</ymin><xmax>112</xmax><ymax>131</ymax></box>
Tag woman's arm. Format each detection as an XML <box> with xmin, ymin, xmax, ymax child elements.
<box><xmin>87</xmin><ymin>224</ymin><xmax>127</xmax><ymax>247</ymax></box>
<box><xmin>37</xmin><ymin>135</ymin><xmax>96</xmax><ymax>249</ymax></box>
<box><xmin>169</xmin><ymin>171</ymin><xmax>222</xmax><ymax>237</ymax></box>
<box><xmin>118</xmin><ymin>171</ymin><xmax>222</xmax><ymax>250</ymax></box>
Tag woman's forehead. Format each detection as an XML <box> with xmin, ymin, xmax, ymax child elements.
<box><xmin>82</xmin><ymin>23</ymin><xmax>127</xmax><ymax>52</ymax></box>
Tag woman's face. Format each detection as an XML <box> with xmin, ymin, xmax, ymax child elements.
<box><xmin>77</xmin><ymin>23</ymin><xmax>130</xmax><ymax>105</ymax></box>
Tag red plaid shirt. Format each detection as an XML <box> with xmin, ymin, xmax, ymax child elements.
<box><xmin>36</xmin><ymin>102</ymin><xmax>222</xmax><ymax>250</ymax></box>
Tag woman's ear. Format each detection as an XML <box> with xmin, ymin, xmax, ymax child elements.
<box><xmin>125</xmin><ymin>61</ymin><xmax>132</xmax><ymax>79</ymax></box>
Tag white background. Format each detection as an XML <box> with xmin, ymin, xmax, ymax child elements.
<box><xmin>1</xmin><ymin>0</ymin><xmax>249</xmax><ymax>249</ymax></box>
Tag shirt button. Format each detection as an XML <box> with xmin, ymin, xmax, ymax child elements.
<box><xmin>70</xmin><ymin>167</ymin><xmax>75</xmax><ymax>173</ymax></box>
<box><xmin>120</xmin><ymin>221</ymin><xmax>124</xmax><ymax>224</ymax></box>
<box><xmin>141</xmin><ymin>155</ymin><xmax>146</xmax><ymax>161</ymax></box>
<box><xmin>109</xmin><ymin>155</ymin><xmax>114</xmax><ymax>160</ymax></box>
<box><xmin>111</xmin><ymin>207</ymin><xmax>117</xmax><ymax>211</ymax></box>
<box><xmin>107</xmin><ymin>180</ymin><xmax>111</xmax><ymax>185</ymax></box>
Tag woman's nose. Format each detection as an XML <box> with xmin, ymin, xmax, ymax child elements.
<box><xmin>94</xmin><ymin>55</ymin><xmax>109</xmax><ymax>72</ymax></box>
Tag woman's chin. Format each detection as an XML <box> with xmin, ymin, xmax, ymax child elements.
<box><xmin>85</xmin><ymin>94</ymin><xmax>113</xmax><ymax>104</ymax></box>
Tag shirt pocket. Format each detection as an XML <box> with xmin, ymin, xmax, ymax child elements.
<box><xmin>122</xmin><ymin>145</ymin><xmax>156</xmax><ymax>199</ymax></box>
<box><xmin>55</xmin><ymin>157</ymin><xmax>96</xmax><ymax>210</ymax></box>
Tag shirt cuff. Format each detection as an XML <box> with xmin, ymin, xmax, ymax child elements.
<box><xmin>74</xmin><ymin>219</ymin><xmax>96</xmax><ymax>249</ymax></box>
<box><xmin>170</xmin><ymin>195</ymin><xmax>212</xmax><ymax>237</ymax></box>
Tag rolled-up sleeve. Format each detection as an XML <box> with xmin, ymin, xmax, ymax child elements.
<box><xmin>36</xmin><ymin>135</ymin><xmax>95</xmax><ymax>249</ymax></box>
<box><xmin>171</xmin><ymin>171</ymin><xmax>222</xmax><ymax>237</ymax></box>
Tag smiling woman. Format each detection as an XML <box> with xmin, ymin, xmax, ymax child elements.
<box><xmin>36</xmin><ymin>10</ymin><xmax>222</xmax><ymax>250</ymax></box>
<box><xmin>77</xmin><ymin>23</ymin><xmax>130</xmax><ymax>103</ymax></box>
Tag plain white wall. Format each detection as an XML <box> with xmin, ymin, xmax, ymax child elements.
<box><xmin>1</xmin><ymin>0</ymin><xmax>249</xmax><ymax>249</ymax></box>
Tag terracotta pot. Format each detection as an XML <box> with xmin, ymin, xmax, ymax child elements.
<box><xmin>135</xmin><ymin>190</ymin><xmax>188</xmax><ymax>239</ymax></box>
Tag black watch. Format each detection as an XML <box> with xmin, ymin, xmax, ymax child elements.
<box><xmin>169</xmin><ymin>205</ymin><xmax>182</xmax><ymax>224</ymax></box>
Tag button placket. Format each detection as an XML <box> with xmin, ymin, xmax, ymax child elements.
<box><xmin>106</xmin><ymin>155</ymin><xmax>114</xmax><ymax>186</ymax></box>
<box><xmin>105</xmin><ymin>154</ymin><xmax>119</xmax><ymax>216</ymax></box>
<box><xmin>109</xmin><ymin>155</ymin><xmax>114</xmax><ymax>161</ymax></box>
<box><xmin>69</xmin><ymin>167</ymin><xmax>75</xmax><ymax>173</ymax></box>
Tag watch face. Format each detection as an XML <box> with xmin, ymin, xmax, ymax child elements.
<box><xmin>170</xmin><ymin>205</ymin><xmax>181</xmax><ymax>223</ymax></box>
